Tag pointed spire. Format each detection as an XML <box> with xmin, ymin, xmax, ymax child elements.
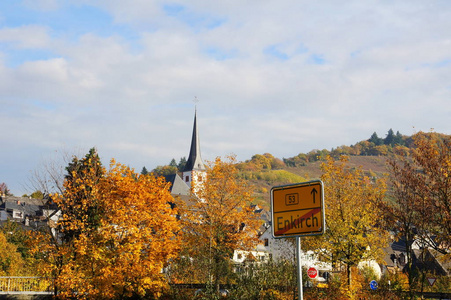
<box><xmin>183</xmin><ymin>110</ymin><xmax>206</xmax><ymax>172</ymax></box>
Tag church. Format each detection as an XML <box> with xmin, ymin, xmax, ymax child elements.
<box><xmin>164</xmin><ymin>110</ymin><xmax>207</xmax><ymax>198</ymax></box>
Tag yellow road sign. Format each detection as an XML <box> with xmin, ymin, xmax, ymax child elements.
<box><xmin>271</xmin><ymin>180</ymin><xmax>325</xmax><ymax>238</ymax></box>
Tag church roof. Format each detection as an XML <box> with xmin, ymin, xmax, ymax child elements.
<box><xmin>183</xmin><ymin>110</ymin><xmax>206</xmax><ymax>172</ymax></box>
<box><xmin>164</xmin><ymin>174</ymin><xmax>190</xmax><ymax>196</ymax></box>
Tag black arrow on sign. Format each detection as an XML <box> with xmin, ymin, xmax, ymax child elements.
<box><xmin>311</xmin><ymin>188</ymin><xmax>318</xmax><ymax>204</ymax></box>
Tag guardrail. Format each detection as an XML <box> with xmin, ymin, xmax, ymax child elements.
<box><xmin>0</xmin><ymin>277</ymin><xmax>53</xmax><ymax>294</ymax></box>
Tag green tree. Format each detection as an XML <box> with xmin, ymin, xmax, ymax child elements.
<box><xmin>177</xmin><ymin>157</ymin><xmax>187</xmax><ymax>172</ymax></box>
<box><xmin>384</xmin><ymin>128</ymin><xmax>395</xmax><ymax>146</ymax></box>
<box><xmin>141</xmin><ymin>166</ymin><xmax>149</xmax><ymax>175</ymax></box>
<box><xmin>368</xmin><ymin>132</ymin><xmax>383</xmax><ymax>146</ymax></box>
<box><xmin>393</xmin><ymin>130</ymin><xmax>404</xmax><ymax>145</ymax></box>
<box><xmin>30</xmin><ymin>190</ymin><xmax>44</xmax><ymax>199</ymax></box>
<box><xmin>169</xmin><ymin>158</ymin><xmax>177</xmax><ymax>167</ymax></box>
<box><xmin>61</xmin><ymin>147</ymin><xmax>104</xmax><ymax>242</ymax></box>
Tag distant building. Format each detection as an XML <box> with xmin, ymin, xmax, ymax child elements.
<box><xmin>165</xmin><ymin>110</ymin><xmax>206</xmax><ymax>198</ymax></box>
<box><xmin>0</xmin><ymin>195</ymin><xmax>56</xmax><ymax>229</ymax></box>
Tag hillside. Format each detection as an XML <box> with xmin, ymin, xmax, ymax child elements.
<box><xmin>248</xmin><ymin>155</ymin><xmax>388</xmax><ymax>210</ymax></box>
<box><xmin>151</xmin><ymin>130</ymin><xmax>449</xmax><ymax>211</ymax></box>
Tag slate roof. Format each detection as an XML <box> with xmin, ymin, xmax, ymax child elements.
<box><xmin>0</xmin><ymin>196</ymin><xmax>45</xmax><ymax>218</ymax></box>
<box><xmin>183</xmin><ymin>111</ymin><xmax>206</xmax><ymax>172</ymax></box>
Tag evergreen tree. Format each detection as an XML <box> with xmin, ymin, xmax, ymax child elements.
<box><xmin>141</xmin><ymin>166</ymin><xmax>149</xmax><ymax>175</ymax></box>
<box><xmin>169</xmin><ymin>158</ymin><xmax>177</xmax><ymax>167</ymax></box>
<box><xmin>177</xmin><ymin>157</ymin><xmax>187</xmax><ymax>172</ymax></box>
<box><xmin>384</xmin><ymin>128</ymin><xmax>395</xmax><ymax>145</ymax></box>
<box><xmin>368</xmin><ymin>132</ymin><xmax>383</xmax><ymax>145</ymax></box>
<box><xmin>62</xmin><ymin>148</ymin><xmax>104</xmax><ymax>241</ymax></box>
<box><xmin>394</xmin><ymin>130</ymin><xmax>404</xmax><ymax>145</ymax></box>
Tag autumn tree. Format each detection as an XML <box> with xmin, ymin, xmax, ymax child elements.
<box><xmin>0</xmin><ymin>231</ymin><xmax>24</xmax><ymax>275</ymax></box>
<box><xmin>1</xmin><ymin>221</ymin><xmax>34</xmax><ymax>265</ymax></box>
<box><xmin>409</xmin><ymin>132</ymin><xmax>451</xmax><ymax>251</ymax></box>
<box><xmin>60</xmin><ymin>147</ymin><xmax>104</xmax><ymax>242</ymax></box>
<box><xmin>379</xmin><ymin>154</ymin><xmax>423</xmax><ymax>293</ymax></box>
<box><xmin>383</xmin><ymin>132</ymin><xmax>451</xmax><ymax>253</ymax></box>
<box><xmin>315</xmin><ymin>156</ymin><xmax>387</xmax><ymax>297</ymax></box>
<box><xmin>152</xmin><ymin>165</ymin><xmax>178</xmax><ymax>176</ymax></box>
<box><xmin>174</xmin><ymin>156</ymin><xmax>261</xmax><ymax>292</ymax></box>
<box><xmin>31</xmin><ymin>152</ymin><xmax>181</xmax><ymax>299</ymax></box>
<box><xmin>0</xmin><ymin>182</ymin><xmax>11</xmax><ymax>196</ymax></box>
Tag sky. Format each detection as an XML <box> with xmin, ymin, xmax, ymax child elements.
<box><xmin>1</xmin><ymin>0</ymin><xmax>450</xmax><ymax>196</ymax></box>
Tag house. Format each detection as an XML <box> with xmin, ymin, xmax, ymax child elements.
<box><xmin>381</xmin><ymin>236</ymin><xmax>451</xmax><ymax>277</ymax></box>
<box><xmin>257</xmin><ymin>223</ymin><xmax>332</xmax><ymax>272</ymax></box>
<box><xmin>0</xmin><ymin>195</ymin><xmax>54</xmax><ymax>229</ymax></box>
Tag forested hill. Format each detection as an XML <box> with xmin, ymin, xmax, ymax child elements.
<box><xmin>148</xmin><ymin>130</ymin><xmax>449</xmax><ymax>209</ymax></box>
<box><xmin>283</xmin><ymin>128</ymin><xmax>409</xmax><ymax>167</ymax></box>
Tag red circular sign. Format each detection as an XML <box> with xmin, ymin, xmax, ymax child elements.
<box><xmin>307</xmin><ymin>267</ymin><xmax>318</xmax><ymax>279</ymax></box>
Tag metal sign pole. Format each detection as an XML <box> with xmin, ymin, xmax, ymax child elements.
<box><xmin>296</xmin><ymin>236</ymin><xmax>303</xmax><ymax>300</ymax></box>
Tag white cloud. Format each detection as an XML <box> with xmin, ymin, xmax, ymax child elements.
<box><xmin>0</xmin><ymin>25</ymin><xmax>51</xmax><ymax>49</ymax></box>
<box><xmin>1</xmin><ymin>0</ymin><xmax>451</xmax><ymax>195</ymax></box>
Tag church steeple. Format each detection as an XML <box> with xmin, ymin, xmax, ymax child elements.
<box><xmin>182</xmin><ymin>110</ymin><xmax>206</xmax><ymax>185</ymax></box>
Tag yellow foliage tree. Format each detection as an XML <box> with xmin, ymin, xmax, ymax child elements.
<box><xmin>31</xmin><ymin>151</ymin><xmax>181</xmax><ymax>299</ymax></box>
<box><xmin>174</xmin><ymin>156</ymin><xmax>261</xmax><ymax>290</ymax></box>
<box><xmin>316</xmin><ymin>156</ymin><xmax>387</xmax><ymax>298</ymax></box>
<box><xmin>0</xmin><ymin>231</ymin><xmax>24</xmax><ymax>276</ymax></box>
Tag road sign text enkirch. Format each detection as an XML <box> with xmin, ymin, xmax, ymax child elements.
<box><xmin>271</xmin><ymin>180</ymin><xmax>325</xmax><ymax>238</ymax></box>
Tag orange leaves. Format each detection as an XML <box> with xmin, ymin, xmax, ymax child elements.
<box><xmin>176</xmin><ymin>156</ymin><xmax>261</xmax><ymax>285</ymax></box>
<box><xmin>34</xmin><ymin>151</ymin><xmax>181</xmax><ymax>299</ymax></box>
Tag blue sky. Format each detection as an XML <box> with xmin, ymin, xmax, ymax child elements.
<box><xmin>1</xmin><ymin>0</ymin><xmax>451</xmax><ymax>196</ymax></box>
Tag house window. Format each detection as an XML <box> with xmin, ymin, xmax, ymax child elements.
<box><xmin>185</xmin><ymin>176</ymin><xmax>189</xmax><ymax>182</ymax></box>
<box><xmin>264</xmin><ymin>238</ymin><xmax>269</xmax><ymax>246</ymax></box>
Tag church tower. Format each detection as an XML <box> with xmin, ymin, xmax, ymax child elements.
<box><xmin>182</xmin><ymin>110</ymin><xmax>206</xmax><ymax>189</ymax></box>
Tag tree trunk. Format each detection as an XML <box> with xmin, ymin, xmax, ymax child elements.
<box><xmin>347</xmin><ymin>263</ymin><xmax>352</xmax><ymax>286</ymax></box>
